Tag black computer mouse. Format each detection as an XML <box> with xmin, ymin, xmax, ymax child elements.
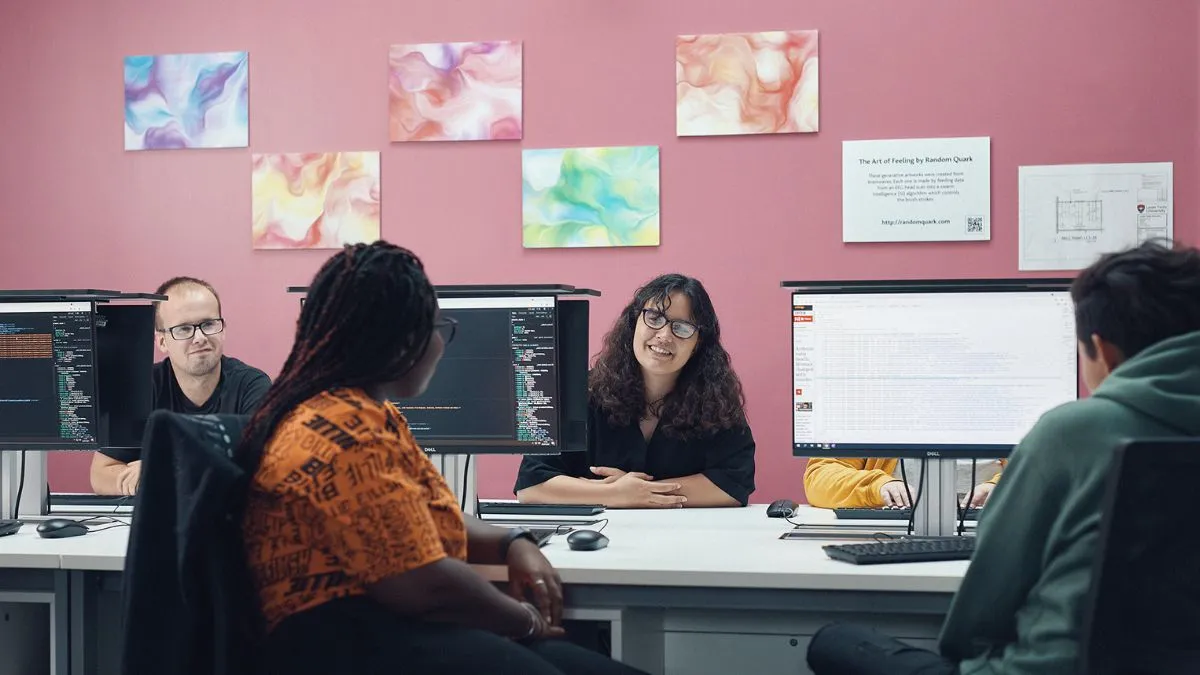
<box><xmin>766</xmin><ymin>499</ymin><xmax>798</xmax><ymax>518</ymax></box>
<box><xmin>36</xmin><ymin>518</ymin><xmax>89</xmax><ymax>539</ymax></box>
<box><xmin>566</xmin><ymin>529</ymin><xmax>609</xmax><ymax>551</ymax></box>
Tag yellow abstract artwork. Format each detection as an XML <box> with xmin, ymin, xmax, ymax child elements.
<box><xmin>252</xmin><ymin>152</ymin><xmax>381</xmax><ymax>249</ymax></box>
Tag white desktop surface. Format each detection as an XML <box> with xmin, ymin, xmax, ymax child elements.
<box><xmin>478</xmin><ymin>505</ymin><xmax>969</xmax><ymax>593</ymax></box>
<box><xmin>4</xmin><ymin>505</ymin><xmax>969</xmax><ymax>591</ymax></box>
<box><xmin>0</xmin><ymin>522</ymin><xmax>129</xmax><ymax>571</ymax></box>
<box><xmin>0</xmin><ymin>525</ymin><xmax>100</xmax><ymax>569</ymax></box>
<box><xmin>51</xmin><ymin>525</ymin><xmax>130</xmax><ymax>572</ymax></box>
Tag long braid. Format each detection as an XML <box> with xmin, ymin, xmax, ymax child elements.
<box><xmin>239</xmin><ymin>242</ymin><xmax>437</xmax><ymax>468</ymax></box>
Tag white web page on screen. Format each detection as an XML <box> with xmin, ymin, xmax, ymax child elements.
<box><xmin>792</xmin><ymin>291</ymin><xmax>1077</xmax><ymax>447</ymax></box>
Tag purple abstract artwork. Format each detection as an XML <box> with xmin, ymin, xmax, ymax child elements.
<box><xmin>124</xmin><ymin>51</ymin><xmax>249</xmax><ymax>150</ymax></box>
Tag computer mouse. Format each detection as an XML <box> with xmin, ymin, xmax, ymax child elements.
<box><xmin>566</xmin><ymin>529</ymin><xmax>609</xmax><ymax>551</ymax></box>
<box><xmin>36</xmin><ymin>518</ymin><xmax>89</xmax><ymax>539</ymax></box>
<box><xmin>766</xmin><ymin>499</ymin><xmax>799</xmax><ymax>518</ymax></box>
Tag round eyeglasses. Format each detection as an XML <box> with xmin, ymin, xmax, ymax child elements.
<box><xmin>641</xmin><ymin>309</ymin><xmax>698</xmax><ymax>339</ymax></box>
<box><xmin>160</xmin><ymin>319</ymin><xmax>225</xmax><ymax>341</ymax></box>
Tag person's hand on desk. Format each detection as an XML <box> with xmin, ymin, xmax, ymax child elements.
<box><xmin>600</xmin><ymin>470</ymin><xmax>686</xmax><ymax>508</ymax></box>
<box><xmin>880</xmin><ymin>480</ymin><xmax>914</xmax><ymax>507</ymax></box>
<box><xmin>506</xmin><ymin>537</ymin><xmax>565</xmax><ymax>633</ymax></box>
<box><xmin>118</xmin><ymin>460</ymin><xmax>142</xmax><ymax>496</ymax></box>
<box><xmin>961</xmin><ymin>482</ymin><xmax>994</xmax><ymax>508</ymax></box>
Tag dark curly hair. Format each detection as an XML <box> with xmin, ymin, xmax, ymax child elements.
<box><xmin>239</xmin><ymin>241</ymin><xmax>438</xmax><ymax>464</ymax></box>
<box><xmin>589</xmin><ymin>273</ymin><xmax>746</xmax><ymax>439</ymax></box>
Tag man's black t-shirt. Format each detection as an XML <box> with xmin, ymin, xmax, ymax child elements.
<box><xmin>100</xmin><ymin>355</ymin><xmax>271</xmax><ymax>463</ymax></box>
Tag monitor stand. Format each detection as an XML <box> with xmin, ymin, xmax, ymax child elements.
<box><xmin>431</xmin><ymin>454</ymin><xmax>478</xmax><ymax>517</ymax></box>
<box><xmin>0</xmin><ymin>451</ymin><xmax>48</xmax><ymax>521</ymax></box>
<box><xmin>912</xmin><ymin>458</ymin><xmax>962</xmax><ymax>538</ymax></box>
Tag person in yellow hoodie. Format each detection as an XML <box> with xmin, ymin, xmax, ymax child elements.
<box><xmin>804</xmin><ymin>455</ymin><xmax>1004</xmax><ymax>508</ymax></box>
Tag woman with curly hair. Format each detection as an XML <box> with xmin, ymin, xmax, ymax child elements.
<box><xmin>514</xmin><ymin>273</ymin><xmax>755</xmax><ymax>508</ymax></box>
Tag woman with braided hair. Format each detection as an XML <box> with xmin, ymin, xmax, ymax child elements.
<box><xmin>241</xmin><ymin>241</ymin><xmax>646</xmax><ymax>675</ymax></box>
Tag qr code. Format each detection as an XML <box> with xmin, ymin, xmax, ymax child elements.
<box><xmin>966</xmin><ymin>216</ymin><xmax>984</xmax><ymax>233</ymax></box>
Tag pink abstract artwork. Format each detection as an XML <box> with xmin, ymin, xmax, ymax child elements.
<box><xmin>676</xmin><ymin>30</ymin><xmax>819</xmax><ymax>137</ymax></box>
<box><xmin>388</xmin><ymin>41</ymin><xmax>522</xmax><ymax>142</ymax></box>
<box><xmin>251</xmin><ymin>152</ymin><xmax>381</xmax><ymax>250</ymax></box>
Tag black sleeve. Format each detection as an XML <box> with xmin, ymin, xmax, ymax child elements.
<box><xmin>701</xmin><ymin>425</ymin><xmax>756</xmax><ymax>506</ymax></box>
<box><xmin>99</xmin><ymin>446</ymin><xmax>141</xmax><ymax>463</ymax></box>
<box><xmin>513</xmin><ymin>450</ymin><xmax>590</xmax><ymax>494</ymax></box>
<box><xmin>236</xmin><ymin>369</ymin><xmax>272</xmax><ymax>415</ymax></box>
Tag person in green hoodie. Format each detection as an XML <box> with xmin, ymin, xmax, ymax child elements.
<box><xmin>807</xmin><ymin>239</ymin><xmax>1200</xmax><ymax>675</ymax></box>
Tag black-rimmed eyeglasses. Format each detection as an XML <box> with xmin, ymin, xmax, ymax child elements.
<box><xmin>641</xmin><ymin>309</ymin><xmax>698</xmax><ymax>339</ymax></box>
<box><xmin>434</xmin><ymin>317</ymin><xmax>458</xmax><ymax>345</ymax></box>
<box><xmin>159</xmin><ymin>319</ymin><xmax>225</xmax><ymax>341</ymax></box>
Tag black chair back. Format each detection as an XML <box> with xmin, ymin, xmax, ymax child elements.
<box><xmin>1079</xmin><ymin>438</ymin><xmax>1200</xmax><ymax>675</ymax></box>
<box><xmin>120</xmin><ymin>411</ymin><xmax>262</xmax><ymax>675</ymax></box>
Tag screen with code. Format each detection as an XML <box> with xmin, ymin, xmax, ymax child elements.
<box><xmin>396</xmin><ymin>296</ymin><xmax>560</xmax><ymax>454</ymax></box>
<box><xmin>0</xmin><ymin>302</ymin><xmax>99</xmax><ymax>448</ymax></box>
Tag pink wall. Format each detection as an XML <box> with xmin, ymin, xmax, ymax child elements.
<box><xmin>2</xmin><ymin>0</ymin><xmax>1197</xmax><ymax>502</ymax></box>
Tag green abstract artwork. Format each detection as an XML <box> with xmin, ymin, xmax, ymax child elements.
<box><xmin>522</xmin><ymin>145</ymin><xmax>661</xmax><ymax>248</ymax></box>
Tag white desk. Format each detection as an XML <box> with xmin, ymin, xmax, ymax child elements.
<box><xmin>477</xmin><ymin>506</ymin><xmax>966</xmax><ymax>593</ymax></box>
<box><xmin>0</xmin><ymin>506</ymin><xmax>967</xmax><ymax>675</ymax></box>
<box><xmin>482</xmin><ymin>506</ymin><xmax>965</xmax><ymax>674</ymax></box>
<box><xmin>0</xmin><ymin>525</ymin><xmax>87</xmax><ymax>675</ymax></box>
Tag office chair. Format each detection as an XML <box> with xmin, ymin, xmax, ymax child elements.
<box><xmin>119</xmin><ymin>411</ymin><xmax>263</xmax><ymax>675</ymax></box>
<box><xmin>1078</xmin><ymin>438</ymin><xmax>1200</xmax><ymax>675</ymax></box>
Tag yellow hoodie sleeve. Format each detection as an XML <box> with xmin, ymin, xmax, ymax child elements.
<box><xmin>986</xmin><ymin>459</ymin><xmax>1006</xmax><ymax>485</ymax></box>
<box><xmin>803</xmin><ymin>457</ymin><xmax>900</xmax><ymax>508</ymax></box>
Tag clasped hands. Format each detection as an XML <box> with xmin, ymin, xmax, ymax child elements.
<box><xmin>588</xmin><ymin>466</ymin><xmax>687</xmax><ymax>508</ymax></box>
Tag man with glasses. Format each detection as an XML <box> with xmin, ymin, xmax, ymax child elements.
<box><xmin>89</xmin><ymin>277</ymin><xmax>271</xmax><ymax>495</ymax></box>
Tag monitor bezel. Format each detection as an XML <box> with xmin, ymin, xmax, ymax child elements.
<box><xmin>786</xmin><ymin>278</ymin><xmax>1078</xmax><ymax>459</ymax></box>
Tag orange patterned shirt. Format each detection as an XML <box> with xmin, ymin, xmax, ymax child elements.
<box><xmin>242</xmin><ymin>388</ymin><xmax>467</xmax><ymax>630</ymax></box>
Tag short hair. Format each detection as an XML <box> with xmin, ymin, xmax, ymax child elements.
<box><xmin>153</xmin><ymin>276</ymin><xmax>222</xmax><ymax>329</ymax></box>
<box><xmin>1071</xmin><ymin>239</ymin><xmax>1200</xmax><ymax>359</ymax></box>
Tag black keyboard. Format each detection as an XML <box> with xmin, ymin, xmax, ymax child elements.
<box><xmin>823</xmin><ymin>537</ymin><xmax>976</xmax><ymax>565</ymax></box>
<box><xmin>478</xmin><ymin>502</ymin><xmax>606</xmax><ymax>516</ymax></box>
<box><xmin>833</xmin><ymin>507</ymin><xmax>980</xmax><ymax>521</ymax></box>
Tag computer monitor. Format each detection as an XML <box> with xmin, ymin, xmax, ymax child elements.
<box><xmin>0</xmin><ymin>301</ymin><xmax>100</xmax><ymax>449</ymax></box>
<box><xmin>0</xmin><ymin>300</ymin><xmax>153</xmax><ymax>451</ymax></box>
<box><xmin>94</xmin><ymin>304</ymin><xmax>155</xmax><ymax>449</ymax></box>
<box><xmin>787</xmin><ymin>279</ymin><xmax>1079</xmax><ymax>459</ymax></box>
<box><xmin>394</xmin><ymin>294</ymin><xmax>589</xmax><ymax>455</ymax></box>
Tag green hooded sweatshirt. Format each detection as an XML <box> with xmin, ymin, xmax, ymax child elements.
<box><xmin>939</xmin><ymin>330</ymin><xmax>1200</xmax><ymax>674</ymax></box>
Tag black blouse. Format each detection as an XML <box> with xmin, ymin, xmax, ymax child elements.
<box><xmin>513</xmin><ymin>404</ymin><xmax>756</xmax><ymax>506</ymax></box>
